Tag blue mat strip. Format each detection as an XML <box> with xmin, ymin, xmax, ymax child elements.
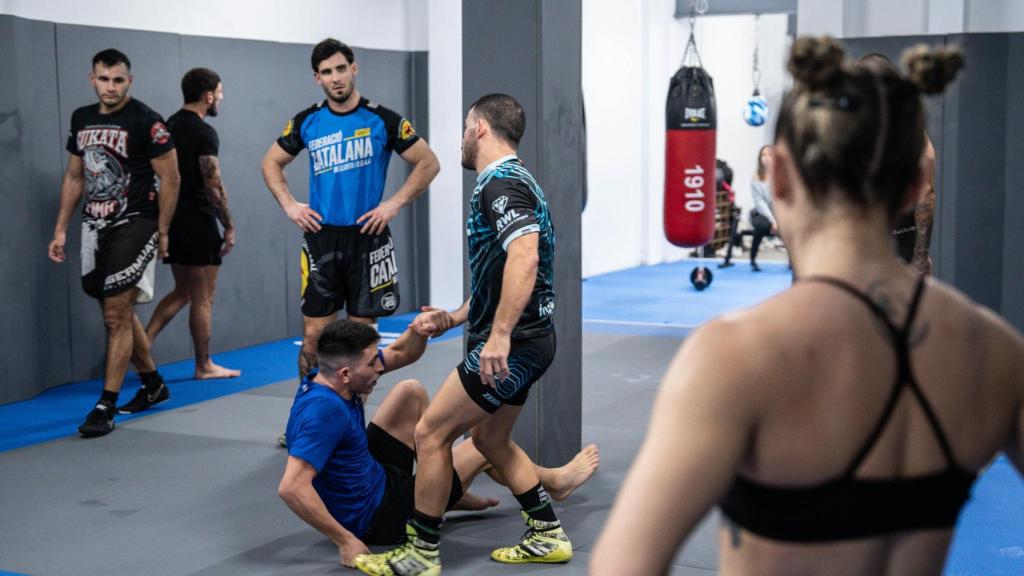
<box><xmin>0</xmin><ymin>312</ymin><xmax>458</xmax><ymax>453</ymax></box>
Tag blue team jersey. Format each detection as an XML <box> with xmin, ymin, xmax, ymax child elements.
<box><xmin>277</xmin><ymin>98</ymin><xmax>420</xmax><ymax>226</ymax></box>
<box><xmin>285</xmin><ymin>373</ymin><xmax>386</xmax><ymax>538</ymax></box>
<box><xmin>466</xmin><ymin>155</ymin><xmax>555</xmax><ymax>342</ymax></box>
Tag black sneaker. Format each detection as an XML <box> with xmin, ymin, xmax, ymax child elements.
<box><xmin>751</xmin><ymin>263</ymin><xmax>762</xmax><ymax>272</ymax></box>
<box><xmin>117</xmin><ymin>382</ymin><xmax>170</xmax><ymax>414</ymax></box>
<box><xmin>79</xmin><ymin>403</ymin><xmax>116</xmax><ymax>437</ymax></box>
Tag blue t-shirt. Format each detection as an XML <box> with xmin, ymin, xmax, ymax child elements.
<box><xmin>285</xmin><ymin>374</ymin><xmax>386</xmax><ymax>538</ymax></box>
<box><xmin>276</xmin><ymin>97</ymin><xmax>420</xmax><ymax>226</ymax></box>
<box><xmin>466</xmin><ymin>155</ymin><xmax>556</xmax><ymax>342</ymax></box>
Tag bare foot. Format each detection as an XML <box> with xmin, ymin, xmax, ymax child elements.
<box><xmin>547</xmin><ymin>443</ymin><xmax>600</xmax><ymax>501</ymax></box>
<box><xmin>195</xmin><ymin>363</ymin><xmax>242</xmax><ymax>380</ymax></box>
<box><xmin>451</xmin><ymin>491</ymin><xmax>500</xmax><ymax>511</ymax></box>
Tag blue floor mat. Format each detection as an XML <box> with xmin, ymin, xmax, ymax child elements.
<box><xmin>0</xmin><ymin>312</ymin><xmax>459</xmax><ymax>453</ymax></box>
<box><xmin>582</xmin><ymin>258</ymin><xmax>791</xmax><ymax>336</ymax></box>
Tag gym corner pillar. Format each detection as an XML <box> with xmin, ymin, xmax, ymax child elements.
<box><xmin>462</xmin><ymin>0</ymin><xmax>583</xmax><ymax>467</ymax></box>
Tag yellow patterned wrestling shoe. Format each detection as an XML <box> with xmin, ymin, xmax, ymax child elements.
<box><xmin>490</xmin><ymin>513</ymin><xmax>573</xmax><ymax>564</ymax></box>
<box><xmin>355</xmin><ymin>525</ymin><xmax>441</xmax><ymax>576</ymax></box>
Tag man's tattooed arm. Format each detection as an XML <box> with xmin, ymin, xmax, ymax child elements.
<box><xmin>199</xmin><ymin>154</ymin><xmax>233</xmax><ymax>229</ymax></box>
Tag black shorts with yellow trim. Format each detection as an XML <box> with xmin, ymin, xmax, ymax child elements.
<box><xmin>300</xmin><ymin>224</ymin><xmax>399</xmax><ymax>318</ymax></box>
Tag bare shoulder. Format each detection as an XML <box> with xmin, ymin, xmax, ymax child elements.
<box><xmin>922</xmin><ymin>279</ymin><xmax>1024</xmax><ymax>390</ymax></box>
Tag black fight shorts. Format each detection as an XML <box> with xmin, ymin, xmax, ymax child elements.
<box><xmin>300</xmin><ymin>225</ymin><xmax>399</xmax><ymax>318</ymax></box>
<box><xmin>81</xmin><ymin>218</ymin><xmax>158</xmax><ymax>302</ymax></box>
<box><xmin>362</xmin><ymin>423</ymin><xmax>463</xmax><ymax>545</ymax></box>
<box><xmin>165</xmin><ymin>212</ymin><xmax>222</xmax><ymax>266</ymax></box>
<box><xmin>458</xmin><ymin>331</ymin><xmax>556</xmax><ymax>414</ymax></box>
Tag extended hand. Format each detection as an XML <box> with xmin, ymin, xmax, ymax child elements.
<box><xmin>220</xmin><ymin>227</ymin><xmax>236</xmax><ymax>258</ymax></box>
<box><xmin>357</xmin><ymin>200</ymin><xmax>399</xmax><ymax>235</ymax></box>
<box><xmin>479</xmin><ymin>333</ymin><xmax>511</xmax><ymax>388</ymax></box>
<box><xmin>284</xmin><ymin>202</ymin><xmax>323</xmax><ymax>233</ymax></box>
<box><xmin>338</xmin><ymin>538</ymin><xmax>371</xmax><ymax>568</ymax></box>
<box><xmin>48</xmin><ymin>232</ymin><xmax>66</xmax><ymax>263</ymax></box>
<box><xmin>412</xmin><ymin>306</ymin><xmax>454</xmax><ymax>337</ymax></box>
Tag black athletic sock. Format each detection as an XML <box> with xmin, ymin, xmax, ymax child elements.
<box><xmin>139</xmin><ymin>370</ymin><xmax>163</xmax><ymax>389</ymax></box>
<box><xmin>99</xmin><ymin>390</ymin><xmax>119</xmax><ymax>407</ymax></box>
<box><xmin>409</xmin><ymin>509</ymin><xmax>442</xmax><ymax>545</ymax></box>
<box><xmin>514</xmin><ymin>483</ymin><xmax>559</xmax><ymax>525</ymax></box>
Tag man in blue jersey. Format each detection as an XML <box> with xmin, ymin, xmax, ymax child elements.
<box><xmin>279</xmin><ymin>316</ymin><xmax>599</xmax><ymax>569</ymax></box>
<box><xmin>356</xmin><ymin>94</ymin><xmax>565</xmax><ymax>576</ymax></box>
<box><xmin>261</xmin><ymin>38</ymin><xmax>439</xmax><ymax>384</ymax></box>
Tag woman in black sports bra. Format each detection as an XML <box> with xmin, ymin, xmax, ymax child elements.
<box><xmin>593</xmin><ymin>37</ymin><xmax>1024</xmax><ymax>576</ymax></box>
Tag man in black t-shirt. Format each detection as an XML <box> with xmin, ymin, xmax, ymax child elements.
<box><xmin>48</xmin><ymin>49</ymin><xmax>181</xmax><ymax>438</ymax></box>
<box><xmin>145</xmin><ymin>68</ymin><xmax>240</xmax><ymax>381</ymax></box>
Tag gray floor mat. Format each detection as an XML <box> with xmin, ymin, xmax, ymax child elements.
<box><xmin>0</xmin><ymin>332</ymin><xmax>711</xmax><ymax>575</ymax></box>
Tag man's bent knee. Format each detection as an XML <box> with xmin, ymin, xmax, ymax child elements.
<box><xmin>391</xmin><ymin>379</ymin><xmax>428</xmax><ymax>406</ymax></box>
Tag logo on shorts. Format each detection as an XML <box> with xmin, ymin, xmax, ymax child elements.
<box><xmin>399</xmin><ymin>119</ymin><xmax>415</xmax><ymax>140</ymax></box>
<box><xmin>369</xmin><ymin>236</ymin><xmax>397</xmax><ymax>292</ymax></box>
<box><xmin>381</xmin><ymin>292</ymin><xmax>397</xmax><ymax>311</ymax></box>
<box><xmin>150</xmin><ymin>122</ymin><xmax>171</xmax><ymax>145</ymax></box>
<box><xmin>491</xmin><ymin>195</ymin><xmax>508</xmax><ymax>214</ymax></box>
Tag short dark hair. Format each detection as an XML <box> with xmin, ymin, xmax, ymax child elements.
<box><xmin>92</xmin><ymin>49</ymin><xmax>131</xmax><ymax>71</ymax></box>
<box><xmin>316</xmin><ymin>320</ymin><xmax>379</xmax><ymax>369</ymax></box>
<box><xmin>311</xmin><ymin>38</ymin><xmax>355</xmax><ymax>72</ymax></box>
<box><xmin>470</xmin><ymin>93</ymin><xmax>525</xmax><ymax>146</ymax></box>
<box><xmin>181</xmin><ymin>68</ymin><xmax>221</xmax><ymax>104</ymax></box>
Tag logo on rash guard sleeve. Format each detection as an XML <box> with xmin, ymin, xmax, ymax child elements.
<box><xmin>399</xmin><ymin>119</ymin><xmax>416</xmax><ymax>140</ymax></box>
<box><xmin>150</xmin><ymin>122</ymin><xmax>171</xmax><ymax>145</ymax></box>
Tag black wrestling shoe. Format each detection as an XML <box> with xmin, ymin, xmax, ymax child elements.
<box><xmin>79</xmin><ymin>403</ymin><xmax>116</xmax><ymax>437</ymax></box>
<box><xmin>117</xmin><ymin>381</ymin><xmax>170</xmax><ymax>414</ymax></box>
<box><xmin>718</xmin><ymin>261</ymin><xmax>734</xmax><ymax>269</ymax></box>
<box><xmin>751</xmin><ymin>263</ymin><xmax>762</xmax><ymax>272</ymax></box>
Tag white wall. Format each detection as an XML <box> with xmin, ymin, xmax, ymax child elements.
<box><xmin>0</xmin><ymin>0</ymin><xmax>427</xmax><ymax>50</ymax></box>
<box><xmin>798</xmin><ymin>0</ymin><xmax>1024</xmax><ymax>37</ymax></box>
<box><xmin>426</xmin><ymin>0</ymin><xmax>465</xmax><ymax>309</ymax></box>
<box><xmin>582</xmin><ymin>0</ymin><xmax>790</xmax><ymax>277</ymax></box>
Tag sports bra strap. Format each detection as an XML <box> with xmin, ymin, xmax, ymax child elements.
<box><xmin>900</xmin><ymin>275</ymin><xmax>928</xmax><ymax>338</ymax></box>
<box><xmin>798</xmin><ymin>274</ymin><xmax>961</xmax><ymax>473</ymax></box>
<box><xmin>798</xmin><ymin>276</ymin><xmax>900</xmax><ymax>337</ymax></box>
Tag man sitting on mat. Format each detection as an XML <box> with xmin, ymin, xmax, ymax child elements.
<box><xmin>278</xmin><ymin>315</ymin><xmax>599</xmax><ymax>568</ymax></box>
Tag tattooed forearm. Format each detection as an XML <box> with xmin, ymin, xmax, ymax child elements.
<box><xmin>912</xmin><ymin>187</ymin><xmax>935</xmax><ymax>275</ymax></box>
<box><xmin>199</xmin><ymin>155</ymin><xmax>233</xmax><ymax>229</ymax></box>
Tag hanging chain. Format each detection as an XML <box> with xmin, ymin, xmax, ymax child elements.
<box><xmin>751</xmin><ymin>14</ymin><xmax>762</xmax><ymax>95</ymax></box>
<box><xmin>683</xmin><ymin>0</ymin><xmax>708</xmax><ymax>68</ymax></box>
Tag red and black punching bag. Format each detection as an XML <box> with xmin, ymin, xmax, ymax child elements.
<box><xmin>664</xmin><ymin>64</ymin><xmax>716</xmax><ymax>247</ymax></box>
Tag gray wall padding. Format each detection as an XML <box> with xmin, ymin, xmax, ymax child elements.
<box><xmin>1</xmin><ymin>15</ymin><xmax>429</xmax><ymax>403</ymax></box>
<box><xmin>1003</xmin><ymin>35</ymin><xmax>1024</xmax><ymax>330</ymax></box>
<box><xmin>0</xmin><ymin>17</ymin><xmax>72</xmax><ymax>402</ymax></box>
<box><xmin>462</xmin><ymin>0</ymin><xmax>584</xmax><ymax>467</ymax></box>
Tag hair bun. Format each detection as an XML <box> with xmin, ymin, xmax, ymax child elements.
<box><xmin>789</xmin><ymin>36</ymin><xmax>846</xmax><ymax>89</ymax></box>
<box><xmin>902</xmin><ymin>44</ymin><xmax>964</xmax><ymax>95</ymax></box>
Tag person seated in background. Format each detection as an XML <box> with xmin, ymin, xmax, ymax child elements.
<box><xmin>278</xmin><ymin>315</ymin><xmax>600</xmax><ymax>569</ymax></box>
<box><xmin>592</xmin><ymin>37</ymin><xmax>1024</xmax><ymax>576</ymax></box>
<box><xmin>747</xmin><ymin>144</ymin><xmax>778</xmax><ymax>272</ymax></box>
